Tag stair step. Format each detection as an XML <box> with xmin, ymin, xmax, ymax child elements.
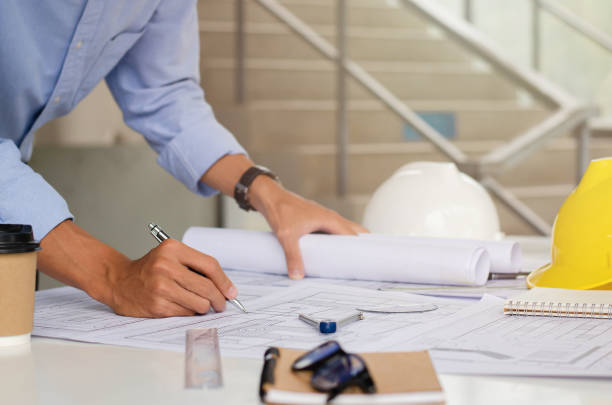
<box><xmin>198</xmin><ymin>0</ymin><xmax>430</xmax><ymax>28</ymax></box>
<box><xmin>202</xmin><ymin>58</ymin><xmax>481</xmax><ymax>73</ymax></box>
<box><xmin>212</xmin><ymin>100</ymin><xmax>549</xmax><ymax>148</ymax></box>
<box><xmin>199</xmin><ymin>22</ymin><xmax>472</xmax><ymax>62</ymax></box>
<box><xmin>201</xmin><ymin>58</ymin><xmax>519</xmax><ymax>102</ymax></box>
<box><xmin>248</xmin><ymin>138</ymin><xmax>612</xmax><ymax>196</ymax></box>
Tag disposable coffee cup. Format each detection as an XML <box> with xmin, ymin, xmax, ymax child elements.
<box><xmin>0</xmin><ymin>225</ymin><xmax>40</xmax><ymax>346</ymax></box>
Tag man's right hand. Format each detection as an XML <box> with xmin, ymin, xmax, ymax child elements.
<box><xmin>38</xmin><ymin>220</ymin><xmax>238</xmax><ymax>318</ymax></box>
<box><xmin>108</xmin><ymin>239</ymin><xmax>237</xmax><ymax>317</ymax></box>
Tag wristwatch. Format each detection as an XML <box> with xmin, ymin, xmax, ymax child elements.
<box><xmin>234</xmin><ymin>165</ymin><xmax>280</xmax><ymax>211</ymax></box>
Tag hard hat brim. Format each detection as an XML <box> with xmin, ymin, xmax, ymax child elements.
<box><xmin>527</xmin><ymin>263</ymin><xmax>612</xmax><ymax>290</ymax></box>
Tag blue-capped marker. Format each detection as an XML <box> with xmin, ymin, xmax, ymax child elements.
<box><xmin>298</xmin><ymin>313</ymin><xmax>364</xmax><ymax>334</ymax></box>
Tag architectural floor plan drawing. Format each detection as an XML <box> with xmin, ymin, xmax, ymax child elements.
<box><xmin>372</xmin><ymin>295</ymin><xmax>612</xmax><ymax>377</ymax></box>
<box><xmin>225</xmin><ymin>269</ymin><xmax>528</xmax><ymax>301</ymax></box>
<box><xmin>33</xmin><ymin>281</ymin><xmax>469</xmax><ymax>358</ymax></box>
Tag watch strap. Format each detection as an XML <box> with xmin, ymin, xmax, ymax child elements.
<box><xmin>234</xmin><ymin>166</ymin><xmax>279</xmax><ymax>211</ymax></box>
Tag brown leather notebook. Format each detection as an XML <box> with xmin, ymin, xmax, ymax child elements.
<box><xmin>260</xmin><ymin>348</ymin><xmax>445</xmax><ymax>405</ymax></box>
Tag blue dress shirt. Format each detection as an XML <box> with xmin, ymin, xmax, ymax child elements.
<box><xmin>0</xmin><ymin>0</ymin><xmax>246</xmax><ymax>240</ymax></box>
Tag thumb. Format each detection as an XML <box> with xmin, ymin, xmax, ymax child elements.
<box><xmin>278</xmin><ymin>234</ymin><xmax>305</xmax><ymax>280</ymax></box>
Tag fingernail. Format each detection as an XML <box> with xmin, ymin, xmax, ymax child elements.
<box><xmin>288</xmin><ymin>271</ymin><xmax>304</xmax><ymax>280</ymax></box>
<box><xmin>227</xmin><ymin>285</ymin><xmax>238</xmax><ymax>299</ymax></box>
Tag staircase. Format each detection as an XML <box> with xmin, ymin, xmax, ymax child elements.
<box><xmin>197</xmin><ymin>0</ymin><xmax>612</xmax><ymax>234</ymax></box>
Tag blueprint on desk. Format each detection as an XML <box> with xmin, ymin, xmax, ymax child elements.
<box><xmin>33</xmin><ymin>281</ymin><xmax>468</xmax><ymax>359</ymax></box>
<box><xmin>225</xmin><ymin>269</ymin><xmax>528</xmax><ymax>301</ymax></box>
<box><xmin>368</xmin><ymin>295</ymin><xmax>612</xmax><ymax>377</ymax></box>
<box><xmin>33</xmin><ymin>275</ymin><xmax>612</xmax><ymax>377</ymax></box>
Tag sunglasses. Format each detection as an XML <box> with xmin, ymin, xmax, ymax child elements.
<box><xmin>292</xmin><ymin>341</ymin><xmax>376</xmax><ymax>402</ymax></box>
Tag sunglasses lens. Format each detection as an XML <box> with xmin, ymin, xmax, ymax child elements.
<box><xmin>311</xmin><ymin>355</ymin><xmax>352</xmax><ymax>391</ymax></box>
<box><xmin>311</xmin><ymin>354</ymin><xmax>370</xmax><ymax>393</ymax></box>
<box><xmin>292</xmin><ymin>341</ymin><xmax>342</xmax><ymax>371</ymax></box>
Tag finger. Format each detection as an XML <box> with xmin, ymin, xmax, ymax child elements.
<box><xmin>165</xmin><ymin>280</ymin><xmax>215</xmax><ymax>315</ymax></box>
<box><xmin>277</xmin><ymin>233</ymin><xmax>305</xmax><ymax>280</ymax></box>
<box><xmin>165</xmin><ymin>241</ymin><xmax>237</xmax><ymax>300</ymax></box>
<box><xmin>149</xmin><ymin>299</ymin><xmax>195</xmax><ymax>318</ymax></box>
<box><xmin>175</xmin><ymin>270</ymin><xmax>227</xmax><ymax>313</ymax></box>
<box><xmin>316</xmin><ymin>215</ymin><xmax>360</xmax><ymax>236</ymax></box>
<box><xmin>351</xmin><ymin>222</ymin><xmax>369</xmax><ymax>234</ymax></box>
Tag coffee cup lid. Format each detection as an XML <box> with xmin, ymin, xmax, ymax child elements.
<box><xmin>0</xmin><ymin>225</ymin><xmax>40</xmax><ymax>254</ymax></box>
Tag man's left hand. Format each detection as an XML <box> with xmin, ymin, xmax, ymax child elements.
<box><xmin>248</xmin><ymin>176</ymin><xmax>368</xmax><ymax>279</ymax></box>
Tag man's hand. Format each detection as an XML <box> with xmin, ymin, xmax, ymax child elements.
<box><xmin>38</xmin><ymin>221</ymin><xmax>238</xmax><ymax>318</ymax></box>
<box><xmin>106</xmin><ymin>239</ymin><xmax>237</xmax><ymax>317</ymax></box>
<box><xmin>248</xmin><ymin>177</ymin><xmax>368</xmax><ymax>279</ymax></box>
<box><xmin>200</xmin><ymin>154</ymin><xmax>368</xmax><ymax>280</ymax></box>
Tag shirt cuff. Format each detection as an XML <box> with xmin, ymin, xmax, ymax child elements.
<box><xmin>0</xmin><ymin>144</ymin><xmax>73</xmax><ymax>241</ymax></box>
<box><xmin>157</xmin><ymin>120</ymin><xmax>247</xmax><ymax>197</ymax></box>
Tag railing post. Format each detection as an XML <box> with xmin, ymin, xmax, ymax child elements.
<box><xmin>532</xmin><ymin>0</ymin><xmax>541</xmax><ymax>70</ymax></box>
<box><xmin>576</xmin><ymin>123</ymin><xmax>590</xmax><ymax>183</ymax></box>
<box><xmin>336</xmin><ymin>0</ymin><xmax>348</xmax><ymax>197</ymax></box>
<box><xmin>464</xmin><ymin>0</ymin><xmax>473</xmax><ymax>23</ymax></box>
<box><xmin>235</xmin><ymin>0</ymin><xmax>246</xmax><ymax>104</ymax></box>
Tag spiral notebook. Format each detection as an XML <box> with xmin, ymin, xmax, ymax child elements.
<box><xmin>504</xmin><ymin>287</ymin><xmax>612</xmax><ymax>319</ymax></box>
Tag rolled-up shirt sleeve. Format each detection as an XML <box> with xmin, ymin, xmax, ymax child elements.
<box><xmin>0</xmin><ymin>139</ymin><xmax>73</xmax><ymax>240</ymax></box>
<box><xmin>105</xmin><ymin>0</ymin><xmax>246</xmax><ymax>197</ymax></box>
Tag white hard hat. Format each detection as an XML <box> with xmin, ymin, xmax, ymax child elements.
<box><xmin>362</xmin><ymin>161</ymin><xmax>502</xmax><ymax>240</ymax></box>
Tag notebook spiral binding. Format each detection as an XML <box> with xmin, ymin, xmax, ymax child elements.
<box><xmin>505</xmin><ymin>300</ymin><xmax>612</xmax><ymax>318</ymax></box>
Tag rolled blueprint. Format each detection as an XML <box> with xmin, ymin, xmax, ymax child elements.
<box><xmin>182</xmin><ymin>227</ymin><xmax>491</xmax><ymax>286</ymax></box>
<box><xmin>359</xmin><ymin>234</ymin><xmax>522</xmax><ymax>274</ymax></box>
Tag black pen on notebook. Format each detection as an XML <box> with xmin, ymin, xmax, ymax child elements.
<box><xmin>147</xmin><ymin>223</ymin><xmax>248</xmax><ymax>313</ymax></box>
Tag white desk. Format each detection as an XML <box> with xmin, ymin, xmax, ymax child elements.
<box><xmin>5</xmin><ymin>237</ymin><xmax>611</xmax><ymax>404</ymax></box>
<box><xmin>2</xmin><ymin>338</ymin><xmax>610</xmax><ymax>405</ymax></box>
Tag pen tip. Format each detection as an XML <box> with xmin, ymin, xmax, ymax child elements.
<box><xmin>148</xmin><ymin>223</ymin><xmax>155</xmax><ymax>231</ymax></box>
<box><xmin>231</xmin><ymin>299</ymin><xmax>248</xmax><ymax>313</ymax></box>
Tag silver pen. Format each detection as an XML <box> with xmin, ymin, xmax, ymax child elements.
<box><xmin>148</xmin><ymin>223</ymin><xmax>248</xmax><ymax>313</ymax></box>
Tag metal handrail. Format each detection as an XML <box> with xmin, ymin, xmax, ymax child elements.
<box><xmin>252</xmin><ymin>0</ymin><xmax>468</xmax><ymax>165</ymax></box>
<box><xmin>236</xmin><ymin>0</ymin><xmax>594</xmax><ymax>235</ymax></box>
<box><xmin>464</xmin><ymin>0</ymin><xmax>612</xmax><ymax>81</ymax></box>
<box><xmin>336</xmin><ymin>0</ymin><xmax>348</xmax><ymax>196</ymax></box>
<box><xmin>537</xmin><ymin>0</ymin><xmax>612</xmax><ymax>60</ymax></box>
<box><xmin>463</xmin><ymin>0</ymin><xmax>473</xmax><ymax>24</ymax></box>
<box><xmin>403</xmin><ymin>0</ymin><xmax>594</xmax><ymax>173</ymax></box>
<box><xmin>410</xmin><ymin>0</ymin><xmax>575</xmax><ymax>109</ymax></box>
<box><xmin>462</xmin><ymin>0</ymin><xmax>608</xmax><ymax>176</ymax></box>
<box><xmin>526</xmin><ymin>0</ymin><xmax>612</xmax><ymax>180</ymax></box>
<box><xmin>404</xmin><ymin>0</ymin><xmax>594</xmax><ymax>234</ymax></box>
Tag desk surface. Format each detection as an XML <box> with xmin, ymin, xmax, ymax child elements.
<box><xmin>5</xmin><ymin>237</ymin><xmax>611</xmax><ymax>404</ymax></box>
<box><xmin>3</xmin><ymin>338</ymin><xmax>611</xmax><ymax>405</ymax></box>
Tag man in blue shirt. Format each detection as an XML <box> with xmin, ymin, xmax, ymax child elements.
<box><xmin>0</xmin><ymin>1</ymin><xmax>366</xmax><ymax>317</ymax></box>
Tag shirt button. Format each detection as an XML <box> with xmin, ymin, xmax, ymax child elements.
<box><xmin>54</xmin><ymin>96</ymin><xmax>61</xmax><ymax>103</ymax></box>
<box><xmin>75</xmin><ymin>40</ymin><xmax>83</xmax><ymax>49</ymax></box>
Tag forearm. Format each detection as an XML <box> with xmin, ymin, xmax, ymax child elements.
<box><xmin>37</xmin><ymin>220</ymin><xmax>129</xmax><ymax>305</ymax></box>
<box><xmin>199</xmin><ymin>153</ymin><xmax>283</xmax><ymax>214</ymax></box>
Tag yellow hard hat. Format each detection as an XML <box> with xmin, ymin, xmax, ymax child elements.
<box><xmin>527</xmin><ymin>158</ymin><xmax>612</xmax><ymax>290</ymax></box>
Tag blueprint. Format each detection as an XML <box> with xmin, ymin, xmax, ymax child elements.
<box><xmin>183</xmin><ymin>227</ymin><xmax>491</xmax><ymax>285</ymax></box>
<box><xmin>370</xmin><ymin>295</ymin><xmax>612</xmax><ymax>377</ymax></box>
<box><xmin>33</xmin><ymin>276</ymin><xmax>612</xmax><ymax>377</ymax></box>
<box><xmin>33</xmin><ymin>281</ymin><xmax>468</xmax><ymax>359</ymax></box>
<box><xmin>377</xmin><ymin>277</ymin><xmax>528</xmax><ymax>300</ymax></box>
<box><xmin>225</xmin><ymin>269</ymin><xmax>527</xmax><ymax>301</ymax></box>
